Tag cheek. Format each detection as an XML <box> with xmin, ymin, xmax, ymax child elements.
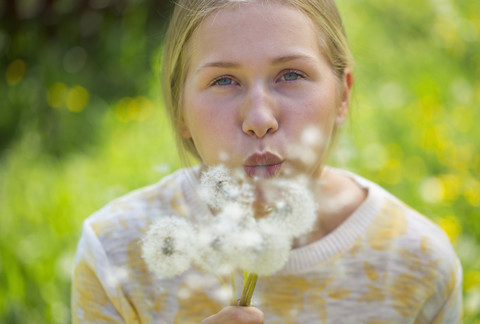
<box><xmin>285</xmin><ymin>92</ymin><xmax>337</xmax><ymax>155</ymax></box>
<box><xmin>185</xmin><ymin>111</ymin><xmax>237</xmax><ymax>163</ymax></box>
<box><xmin>295</xmin><ymin>94</ymin><xmax>337</xmax><ymax>131</ymax></box>
<box><xmin>182</xmin><ymin>91</ymin><xmax>214</xmax><ymax>137</ymax></box>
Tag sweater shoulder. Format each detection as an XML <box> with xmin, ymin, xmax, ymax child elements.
<box><xmin>81</xmin><ymin>167</ymin><xmax>196</xmax><ymax>247</ymax></box>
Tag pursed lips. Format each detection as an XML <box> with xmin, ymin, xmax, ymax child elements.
<box><xmin>243</xmin><ymin>152</ymin><xmax>283</xmax><ymax>178</ymax></box>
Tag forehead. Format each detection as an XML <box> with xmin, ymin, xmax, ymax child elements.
<box><xmin>187</xmin><ymin>2</ymin><xmax>321</xmax><ymax>64</ymax></box>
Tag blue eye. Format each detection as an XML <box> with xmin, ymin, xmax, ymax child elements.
<box><xmin>213</xmin><ymin>77</ymin><xmax>235</xmax><ymax>86</ymax></box>
<box><xmin>280</xmin><ymin>71</ymin><xmax>304</xmax><ymax>82</ymax></box>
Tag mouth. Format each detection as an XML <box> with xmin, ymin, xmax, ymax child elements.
<box><xmin>243</xmin><ymin>152</ymin><xmax>284</xmax><ymax>178</ymax></box>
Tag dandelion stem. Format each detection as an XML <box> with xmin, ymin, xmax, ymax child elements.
<box><xmin>215</xmin><ymin>274</ymin><xmax>228</xmax><ymax>291</ymax></box>
<box><xmin>230</xmin><ymin>272</ymin><xmax>237</xmax><ymax>306</ymax></box>
<box><xmin>239</xmin><ymin>272</ymin><xmax>258</xmax><ymax>306</ymax></box>
<box><xmin>245</xmin><ymin>273</ymin><xmax>258</xmax><ymax>306</ymax></box>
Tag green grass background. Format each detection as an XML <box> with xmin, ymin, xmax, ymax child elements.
<box><xmin>1</xmin><ymin>0</ymin><xmax>479</xmax><ymax>322</ymax></box>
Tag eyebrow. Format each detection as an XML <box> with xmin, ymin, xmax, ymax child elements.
<box><xmin>198</xmin><ymin>61</ymin><xmax>240</xmax><ymax>71</ymax></box>
<box><xmin>271</xmin><ymin>54</ymin><xmax>316</xmax><ymax>65</ymax></box>
<box><xmin>196</xmin><ymin>54</ymin><xmax>316</xmax><ymax>73</ymax></box>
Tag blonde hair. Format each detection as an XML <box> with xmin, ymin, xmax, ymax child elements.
<box><xmin>161</xmin><ymin>0</ymin><xmax>354</xmax><ymax>163</ymax></box>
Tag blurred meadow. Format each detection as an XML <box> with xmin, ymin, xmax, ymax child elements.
<box><xmin>1</xmin><ymin>0</ymin><xmax>479</xmax><ymax>322</ymax></box>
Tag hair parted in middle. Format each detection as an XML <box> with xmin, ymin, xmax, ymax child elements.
<box><xmin>161</xmin><ymin>0</ymin><xmax>354</xmax><ymax>163</ymax></box>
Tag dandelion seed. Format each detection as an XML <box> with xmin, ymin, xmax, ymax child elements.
<box><xmin>213</xmin><ymin>286</ymin><xmax>231</xmax><ymax>304</ymax></box>
<box><xmin>105</xmin><ymin>266</ymin><xmax>129</xmax><ymax>289</ymax></box>
<box><xmin>218</xmin><ymin>151</ymin><xmax>231</xmax><ymax>162</ymax></box>
<box><xmin>301</xmin><ymin>126</ymin><xmax>324</xmax><ymax>147</ymax></box>
<box><xmin>177</xmin><ymin>287</ymin><xmax>192</xmax><ymax>300</ymax></box>
<box><xmin>154</xmin><ymin>163</ymin><xmax>171</xmax><ymax>174</ymax></box>
<box><xmin>316</xmin><ymin>185</ymin><xmax>356</xmax><ymax>216</ymax></box>
<box><xmin>142</xmin><ymin>216</ymin><xmax>195</xmax><ymax>278</ymax></box>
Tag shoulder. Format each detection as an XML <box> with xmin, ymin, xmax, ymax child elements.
<box><xmin>330</xmin><ymin>168</ymin><xmax>460</xmax><ymax>266</ymax></box>
<box><xmin>337</xmin><ymin>168</ymin><xmax>462</xmax><ymax>317</ymax></box>
<box><xmin>72</xmin><ymin>169</ymin><xmax>200</xmax><ymax>322</ymax></box>
<box><xmin>339</xmin><ymin>169</ymin><xmax>462</xmax><ymax>290</ymax></box>
<box><xmin>344</xmin><ymin>168</ymin><xmax>458</xmax><ymax>255</ymax></box>
<box><xmin>73</xmin><ymin>167</ymin><xmax>201</xmax><ymax>296</ymax></box>
<box><xmin>372</xmin><ymin>197</ymin><xmax>462</xmax><ymax>319</ymax></box>
<box><xmin>78</xmin><ymin>167</ymin><xmax>199</xmax><ymax>253</ymax></box>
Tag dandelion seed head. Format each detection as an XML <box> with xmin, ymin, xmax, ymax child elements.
<box><xmin>198</xmin><ymin>165</ymin><xmax>231</xmax><ymax>209</ymax></box>
<box><xmin>243</xmin><ymin>224</ymin><xmax>292</xmax><ymax>275</ymax></box>
<box><xmin>259</xmin><ymin>178</ymin><xmax>317</xmax><ymax>238</ymax></box>
<box><xmin>194</xmin><ymin>226</ymin><xmax>236</xmax><ymax>275</ymax></box>
<box><xmin>142</xmin><ymin>216</ymin><xmax>194</xmax><ymax>278</ymax></box>
<box><xmin>199</xmin><ymin>165</ymin><xmax>255</xmax><ymax>210</ymax></box>
<box><xmin>161</xmin><ymin>237</ymin><xmax>175</xmax><ymax>256</ymax></box>
<box><xmin>196</xmin><ymin>165</ymin><xmax>316</xmax><ymax>277</ymax></box>
<box><xmin>194</xmin><ymin>218</ymin><xmax>264</xmax><ymax>275</ymax></box>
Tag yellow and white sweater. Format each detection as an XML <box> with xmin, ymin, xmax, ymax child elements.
<box><xmin>72</xmin><ymin>167</ymin><xmax>462</xmax><ymax>323</ymax></box>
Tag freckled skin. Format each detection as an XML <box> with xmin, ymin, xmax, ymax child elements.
<box><xmin>181</xmin><ymin>2</ymin><xmax>352</xmax><ymax>179</ymax></box>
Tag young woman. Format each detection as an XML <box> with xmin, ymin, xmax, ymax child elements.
<box><xmin>72</xmin><ymin>1</ymin><xmax>462</xmax><ymax>323</ymax></box>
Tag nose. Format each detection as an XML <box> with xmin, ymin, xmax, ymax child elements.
<box><xmin>241</xmin><ymin>84</ymin><xmax>279</xmax><ymax>138</ymax></box>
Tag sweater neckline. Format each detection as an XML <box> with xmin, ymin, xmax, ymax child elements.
<box><xmin>281</xmin><ymin>169</ymin><xmax>381</xmax><ymax>273</ymax></box>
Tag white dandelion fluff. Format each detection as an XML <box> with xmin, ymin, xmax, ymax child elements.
<box><xmin>216</xmin><ymin>201</ymin><xmax>255</xmax><ymax>226</ymax></box>
<box><xmin>258</xmin><ymin>178</ymin><xmax>317</xmax><ymax>239</ymax></box>
<box><xmin>193</xmin><ymin>204</ymin><xmax>257</xmax><ymax>275</ymax></box>
<box><xmin>193</xmin><ymin>224</ymin><xmax>237</xmax><ymax>275</ymax></box>
<box><xmin>199</xmin><ymin>165</ymin><xmax>255</xmax><ymax>210</ymax></box>
<box><xmin>142</xmin><ymin>216</ymin><xmax>195</xmax><ymax>278</ymax></box>
<box><xmin>241</xmin><ymin>223</ymin><xmax>292</xmax><ymax>276</ymax></box>
<box><xmin>143</xmin><ymin>164</ymin><xmax>319</xmax><ymax>306</ymax></box>
<box><xmin>301</xmin><ymin>126</ymin><xmax>324</xmax><ymax>147</ymax></box>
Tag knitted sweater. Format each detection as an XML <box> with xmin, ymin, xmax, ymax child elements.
<box><xmin>71</xmin><ymin>166</ymin><xmax>462</xmax><ymax>323</ymax></box>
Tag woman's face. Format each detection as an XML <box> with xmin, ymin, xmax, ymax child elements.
<box><xmin>182</xmin><ymin>2</ymin><xmax>352</xmax><ymax>179</ymax></box>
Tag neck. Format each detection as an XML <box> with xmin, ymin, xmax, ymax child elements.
<box><xmin>292</xmin><ymin>168</ymin><xmax>367</xmax><ymax>249</ymax></box>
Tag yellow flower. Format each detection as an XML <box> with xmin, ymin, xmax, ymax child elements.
<box><xmin>436</xmin><ymin>216</ymin><xmax>461</xmax><ymax>244</ymax></box>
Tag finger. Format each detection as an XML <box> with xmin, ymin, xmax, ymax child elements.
<box><xmin>200</xmin><ymin>306</ymin><xmax>264</xmax><ymax>324</ymax></box>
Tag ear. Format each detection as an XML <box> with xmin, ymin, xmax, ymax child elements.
<box><xmin>180</xmin><ymin>119</ymin><xmax>192</xmax><ymax>139</ymax></box>
<box><xmin>335</xmin><ymin>68</ymin><xmax>353</xmax><ymax>125</ymax></box>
